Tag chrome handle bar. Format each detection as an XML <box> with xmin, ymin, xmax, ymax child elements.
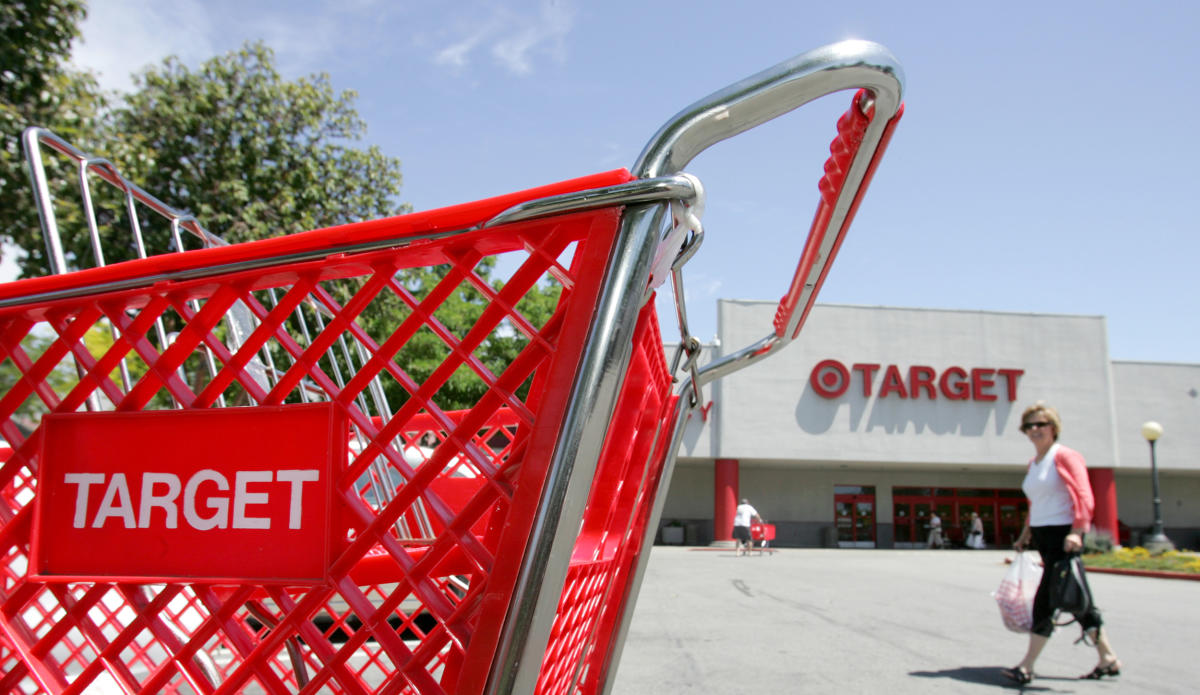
<box><xmin>634</xmin><ymin>39</ymin><xmax>905</xmax><ymax>389</ymax></box>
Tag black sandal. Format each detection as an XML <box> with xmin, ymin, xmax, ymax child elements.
<box><xmin>1003</xmin><ymin>666</ymin><xmax>1032</xmax><ymax>685</ymax></box>
<box><xmin>1081</xmin><ymin>661</ymin><xmax>1120</xmax><ymax>679</ymax></box>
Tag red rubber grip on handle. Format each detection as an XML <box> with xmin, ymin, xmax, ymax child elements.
<box><xmin>819</xmin><ymin>94</ymin><xmax>872</xmax><ymax>205</ymax></box>
<box><xmin>773</xmin><ymin>89</ymin><xmax>904</xmax><ymax>339</ymax></box>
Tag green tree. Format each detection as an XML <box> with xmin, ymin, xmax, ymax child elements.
<box><xmin>110</xmin><ymin>42</ymin><xmax>406</xmax><ymax>251</ymax></box>
<box><xmin>0</xmin><ymin>0</ymin><xmax>106</xmax><ymax>275</ymax></box>
<box><xmin>2</xmin><ymin>37</ymin><xmax>562</xmax><ymax>413</ymax></box>
<box><xmin>108</xmin><ymin>41</ymin><xmax>564</xmax><ymax>412</ymax></box>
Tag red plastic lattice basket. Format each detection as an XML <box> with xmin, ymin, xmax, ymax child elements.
<box><xmin>0</xmin><ymin>169</ymin><xmax>674</xmax><ymax>695</ymax></box>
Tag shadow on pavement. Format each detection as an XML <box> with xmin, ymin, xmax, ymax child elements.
<box><xmin>907</xmin><ymin>666</ymin><xmax>1070</xmax><ymax>691</ymax></box>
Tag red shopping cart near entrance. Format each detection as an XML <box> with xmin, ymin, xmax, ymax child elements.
<box><xmin>750</xmin><ymin>523</ymin><xmax>777</xmax><ymax>555</ymax></box>
<box><xmin>0</xmin><ymin>41</ymin><xmax>902</xmax><ymax>694</ymax></box>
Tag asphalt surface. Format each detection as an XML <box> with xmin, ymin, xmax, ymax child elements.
<box><xmin>609</xmin><ymin>547</ymin><xmax>1198</xmax><ymax>694</ymax></box>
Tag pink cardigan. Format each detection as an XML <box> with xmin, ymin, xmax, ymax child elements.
<box><xmin>1027</xmin><ymin>444</ymin><xmax>1095</xmax><ymax>531</ymax></box>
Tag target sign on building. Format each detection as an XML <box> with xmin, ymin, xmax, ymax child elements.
<box><xmin>810</xmin><ymin>359</ymin><xmax>1023</xmax><ymax>401</ymax></box>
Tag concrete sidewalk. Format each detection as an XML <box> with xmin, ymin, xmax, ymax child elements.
<box><xmin>608</xmin><ymin>547</ymin><xmax>1198</xmax><ymax>694</ymax></box>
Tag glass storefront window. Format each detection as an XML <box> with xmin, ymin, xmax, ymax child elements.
<box><xmin>894</xmin><ymin>503</ymin><xmax>911</xmax><ymax>542</ymax></box>
<box><xmin>835</xmin><ymin>501</ymin><xmax>854</xmax><ymax>542</ymax></box>
<box><xmin>835</xmin><ymin>489</ymin><xmax>876</xmax><ymax>547</ymax></box>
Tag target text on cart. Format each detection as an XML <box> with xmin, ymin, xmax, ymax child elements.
<box><xmin>63</xmin><ymin>469</ymin><xmax>321</xmax><ymax>531</ymax></box>
<box><xmin>31</xmin><ymin>404</ymin><xmax>345</xmax><ymax>584</ymax></box>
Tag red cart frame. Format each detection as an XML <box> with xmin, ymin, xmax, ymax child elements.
<box><xmin>0</xmin><ymin>41</ymin><xmax>903</xmax><ymax>694</ymax></box>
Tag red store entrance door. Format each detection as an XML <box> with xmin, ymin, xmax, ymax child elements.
<box><xmin>834</xmin><ymin>486</ymin><xmax>876</xmax><ymax>548</ymax></box>
<box><xmin>893</xmin><ymin>487</ymin><xmax>1027</xmax><ymax>548</ymax></box>
<box><xmin>893</xmin><ymin>493</ymin><xmax>955</xmax><ymax>548</ymax></box>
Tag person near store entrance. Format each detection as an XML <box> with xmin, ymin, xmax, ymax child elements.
<box><xmin>732</xmin><ymin>498</ymin><xmax>763</xmax><ymax>556</ymax></box>
<box><xmin>1003</xmin><ymin>402</ymin><xmax>1121</xmax><ymax>686</ymax></box>
<box><xmin>926</xmin><ymin>511</ymin><xmax>944</xmax><ymax>548</ymax></box>
<box><xmin>967</xmin><ymin>512</ymin><xmax>985</xmax><ymax>548</ymax></box>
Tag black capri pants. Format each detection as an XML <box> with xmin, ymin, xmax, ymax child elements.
<box><xmin>1031</xmin><ymin>524</ymin><xmax>1103</xmax><ymax>637</ymax></box>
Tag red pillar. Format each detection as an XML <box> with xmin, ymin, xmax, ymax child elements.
<box><xmin>714</xmin><ymin>458</ymin><xmax>739</xmax><ymax>542</ymax></box>
<box><xmin>1088</xmin><ymin>468</ymin><xmax>1119</xmax><ymax>541</ymax></box>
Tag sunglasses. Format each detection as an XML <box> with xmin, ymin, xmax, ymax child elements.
<box><xmin>1020</xmin><ymin>421</ymin><xmax>1052</xmax><ymax>433</ymax></box>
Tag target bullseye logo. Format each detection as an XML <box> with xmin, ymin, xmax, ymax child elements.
<box><xmin>808</xmin><ymin>359</ymin><xmax>1024</xmax><ymax>401</ymax></box>
<box><xmin>810</xmin><ymin>359</ymin><xmax>850</xmax><ymax>398</ymax></box>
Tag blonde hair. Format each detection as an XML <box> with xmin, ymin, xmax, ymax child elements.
<box><xmin>1021</xmin><ymin>401</ymin><xmax>1062</xmax><ymax>440</ymax></box>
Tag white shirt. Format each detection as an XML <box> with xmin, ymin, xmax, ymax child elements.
<box><xmin>734</xmin><ymin>503</ymin><xmax>758</xmax><ymax>527</ymax></box>
<box><xmin>1022</xmin><ymin>443</ymin><xmax>1075</xmax><ymax>526</ymax></box>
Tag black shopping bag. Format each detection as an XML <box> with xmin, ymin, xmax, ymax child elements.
<box><xmin>1050</xmin><ymin>554</ymin><xmax>1093</xmax><ymax>617</ymax></box>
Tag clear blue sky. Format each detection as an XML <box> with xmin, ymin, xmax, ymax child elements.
<box><xmin>49</xmin><ymin>0</ymin><xmax>1200</xmax><ymax>363</ymax></box>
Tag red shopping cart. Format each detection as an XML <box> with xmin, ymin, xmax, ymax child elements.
<box><xmin>750</xmin><ymin>523</ymin><xmax>777</xmax><ymax>555</ymax></box>
<box><xmin>0</xmin><ymin>41</ymin><xmax>902</xmax><ymax>694</ymax></box>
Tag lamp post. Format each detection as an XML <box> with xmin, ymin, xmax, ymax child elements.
<box><xmin>1140</xmin><ymin>421</ymin><xmax>1174</xmax><ymax>552</ymax></box>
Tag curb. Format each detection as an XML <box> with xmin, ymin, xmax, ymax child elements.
<box><xmin>670</xmin><ymin>547</ymin><xmax>1200</xmax><ymax>579</ymax></box>
<box><xmin>1083</xmin><ymin>566</ymin><xmax>1200</xmax><ymax>581</ymax></box>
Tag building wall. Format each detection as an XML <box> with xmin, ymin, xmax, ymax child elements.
<box><xmin>670</xmin><ymin>342</ymin><xmax>717</xmax><ymax>460</ymax></box>
<box><xmin>661</xmin><ymin>463</ymin><xmax>1200</xmax><ymax>549</ymax></box>
<box><xmin>1114</xmin><ymin>472</ymin><xmax>1200</xmax><ymax>548</ymax></box>
<box><xmin>1111</xmin><ymin>361</ymin><xmax>1200</xmax><ymax>471</ymax></box>
<box><xmin>657</xmin><ymin>303</ymin><xmax>1199</xmax><ymax>549</ymax></box>
<box><xmin>716</xmin><ymin>302</ymin><xmax>1118</xmax><ymax>467</ymax></box>
<box><xmin>1110</xmin><ymin>361</ymin><xmax>1200</xmax><ymax>548</ymax></box>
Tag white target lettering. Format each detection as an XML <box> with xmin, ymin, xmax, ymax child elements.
<box><xmin>62</xmin><ymin>470</ymin><xmax>320</xmax><ymax>532</ymax></box>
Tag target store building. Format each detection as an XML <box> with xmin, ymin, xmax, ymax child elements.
<box><xmin>659</xmin><ymin>302</ymin><xmax>1200</xmax><ymax>549</ymax></box>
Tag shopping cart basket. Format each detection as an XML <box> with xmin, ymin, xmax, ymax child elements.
<box><xmin>0</xmin><ymin>40</ymin><xmax>903</xmax><ymax>694</ymax></box>
<box><xmin>750</xmin><ymin>523</ymin><xmax>776</xmax><ymax>555</ymax></box>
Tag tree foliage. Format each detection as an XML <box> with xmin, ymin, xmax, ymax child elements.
<box><xmin>0</xmin><ymin>0</ymin><xmax>106</xmax><ymax>272</ymax></box>
<box><xmin>112</xmin><ymin>42</ymin><xmax>406</xmax><ymax>248</ymax></box>
<box><xmin>0</xmin><ymin>20</ymin><xmax>561</xmax><ymax>413</ymax></box>
<box><xmin>4</xmin><ymin>41</ymin><xmax>407</xmax><ymax>276</ymax></box>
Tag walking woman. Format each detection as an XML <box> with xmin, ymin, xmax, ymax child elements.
<box><xmin>1005</xmin><ymin>402</ymin><xmax>1121</xmax><ymax>685</ymax></box>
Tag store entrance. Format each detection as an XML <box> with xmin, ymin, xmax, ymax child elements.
<box><xmin>834</xmin><ymin>485</ymin><xmax>876</xmax><ymax>548</ymax></box>
<box><xmin>893</xmin><ymin>487</ymin><xmax>1027</xmax><ymax>549</ymax></box>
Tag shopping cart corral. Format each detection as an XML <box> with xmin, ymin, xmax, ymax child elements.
<box><xmin>0</xmin><ymin>41</ymin><xmax>903</xmax><ymax>694</ymax></box>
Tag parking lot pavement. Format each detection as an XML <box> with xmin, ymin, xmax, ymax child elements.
<box><xmin>609</xmin><ymin>547</ymin><xmax>1199</xmax><ymax>694</ymax></box>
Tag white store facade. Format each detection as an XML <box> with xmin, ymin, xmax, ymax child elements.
<box><xmin>659</xmin><ymin>302</ymin><xmax>1200</xmax><ymax>549</ymax></box>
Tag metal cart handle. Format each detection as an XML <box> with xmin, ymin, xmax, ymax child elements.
<box><xmin>632</xmin><ymin>39</ymin><xmax>905</xmax><ymax>386</ymax></box>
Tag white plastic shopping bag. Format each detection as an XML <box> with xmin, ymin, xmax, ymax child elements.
<box><xmin>992</xmin><ymin>551</ymin><xmax>1042</xmax><ymax>633</ymax></box>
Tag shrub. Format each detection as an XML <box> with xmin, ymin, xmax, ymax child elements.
<box><xmin>1083</xmin><ymin>546</ymin><xmax>1200</xmax><ymax>574</ymax></box>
